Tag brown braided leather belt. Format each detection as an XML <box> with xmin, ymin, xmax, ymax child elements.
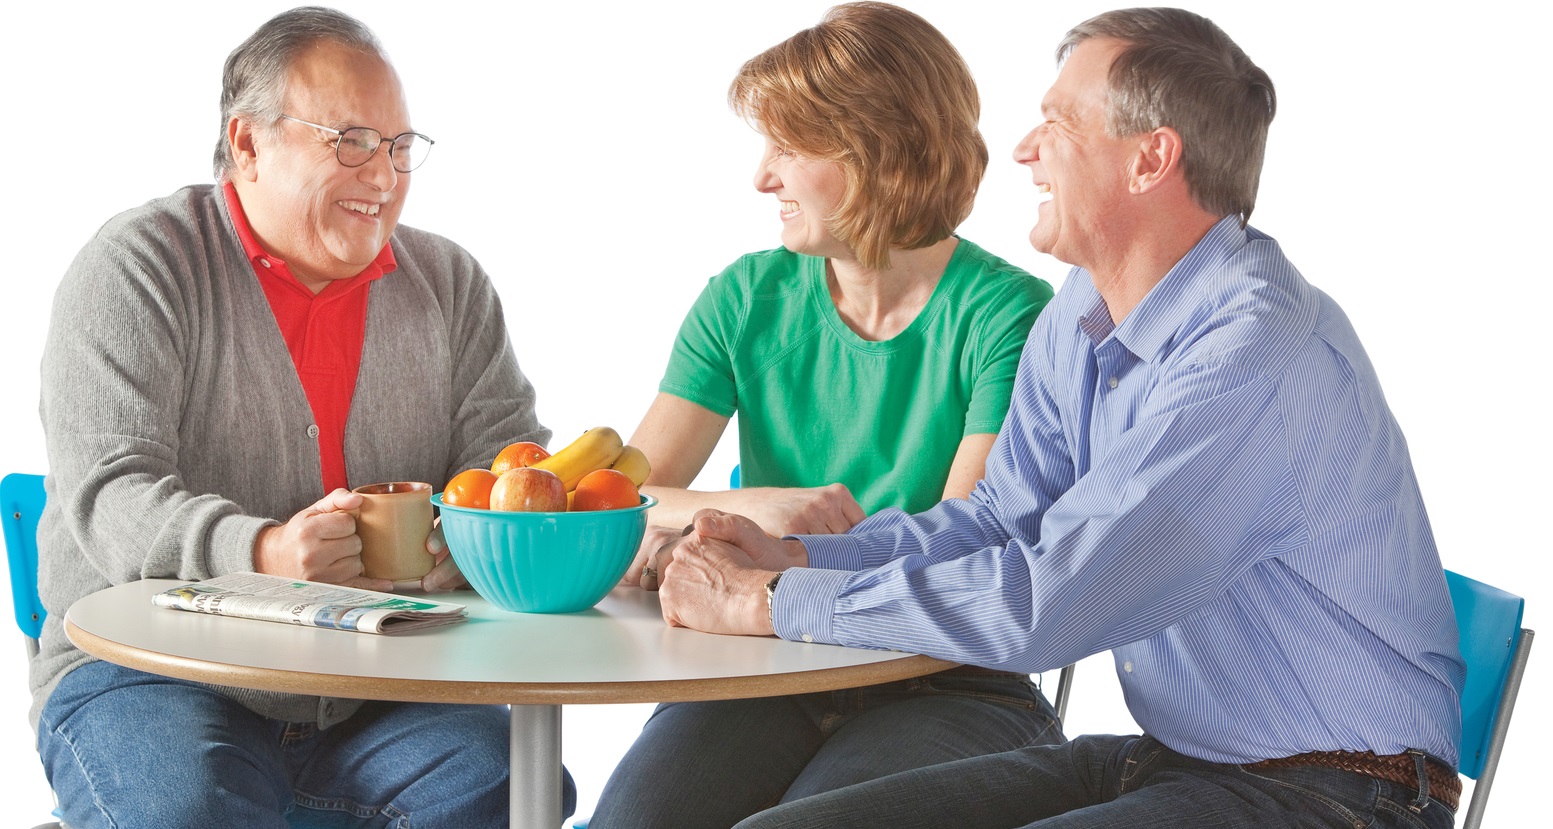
<box><xmin>1245</xmin><ymin>749</ymin><xmax>1460</xmax><ymax>811</ymax></box>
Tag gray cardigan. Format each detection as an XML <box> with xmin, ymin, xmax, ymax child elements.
<box><xmin>32</xmin><ymin>184</ymin><xmax>547</xmax><ymax>728</ymax></box>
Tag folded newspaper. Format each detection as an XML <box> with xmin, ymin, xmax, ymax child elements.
<box><xmin>152</xmin><ymin>573</ymin><xmax>468</xmax><ymax>634</ymax></box>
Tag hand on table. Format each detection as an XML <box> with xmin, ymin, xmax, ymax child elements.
<box><xmin>252</xmin><ymin>489</ymin><xmax>393</xmax><ymax>591</ymax></box>
<box><xmin>657</xmin><ymin>525</ymin><xmax>775</xmax><ymax>636</ymax></box>
<box><xmin>636</xmin><ymin>511</ymin><xmax>807</xmax><ymax>592</ymax></box>
<box><xmin>651</xmin><ymin>510</ymin><xmax>812</xmax><ymax>636</ymax></box>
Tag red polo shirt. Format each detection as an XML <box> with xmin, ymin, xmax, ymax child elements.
<box><xmin>222</xmin><ymin>182</ymin><xmax>395</xmax><ymax>495</ymax></box>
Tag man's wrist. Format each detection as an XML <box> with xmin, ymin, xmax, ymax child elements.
<box><xmin>251</xmin><ymin>524</ymin><xmax>281</xmax><ymax>575</ymax></box>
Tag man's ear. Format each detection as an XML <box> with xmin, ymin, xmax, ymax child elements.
<box><xmin>228</xmin><ymin>118</ymin><xmax>260</xmax><ymax>183</ymax></box>
<box><xmin>1129</xmin><ymin>126</ymin><xmax>1183</xmax><ymax>195</ymax></box>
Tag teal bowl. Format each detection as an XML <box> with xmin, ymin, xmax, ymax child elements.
<box><xmin>434</xmin><ymin>492</ymin><xmax>656</xmax><ymax>613</ymax></box>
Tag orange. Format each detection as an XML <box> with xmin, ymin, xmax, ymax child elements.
<box><xmin>571</xmin><ymin>468</ymin><xmax>640</xmax><ymax>512</ymax></box>
<box><xmin>492</xmin><ymin>441</ymin><xmax>551</xmax><ymax>475</ymax></box>
<box><xmin>444</xmin><ymin>468</ymin><xmax>498</xmax><ymax>510</ymax></box>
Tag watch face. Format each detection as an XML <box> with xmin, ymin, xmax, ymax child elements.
<box><xmin>766</xmin><ymin>573</ymin><xmax>782</xmax><ymax>620</ymax></box>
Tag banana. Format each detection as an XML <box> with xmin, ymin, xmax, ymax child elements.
<box><xmin>609</xmin><ymin>445</ymin><xmax>652</xmax><ymax>487</ymax></box>
<box><xmin>532</xmin><ymin>426</ymin><xmax>624</xmax><ymax>491</ymax></box>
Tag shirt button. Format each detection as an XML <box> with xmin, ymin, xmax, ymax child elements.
<box><xmin>259</xmin><ymin>258</ymin><xmax>271</xmax><ymax>268</ymax></box>
<box><xmin>306</xmin><ymin>424</ymin><xmax>320</xmax><ymax>439</ymax></box>
<box><xmin>801</xmin><ymin>634</ymin><xmax>814</xmax><ymax>643</ymax></box>
<box><xmin>1108</xmin><ymin>376</ymin><xmax>1119</xmax><ymax>389</ymax></box>
<box><xmin>1124</xmin><ymin>661</ymin><xmax>1133</xmax><ymax>673</ymax></box>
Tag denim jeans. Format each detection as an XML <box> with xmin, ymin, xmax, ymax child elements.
<box><xmin>37</xmin><ymin>660</ymin><xmax>576</xmax><ymax>828</ymax></box>
<box><xmin>733</xmin><ymin>734</ymin><xmax>1458</xmax><ymax>829</ymax></box>
<box><xmin>588</xmin><ymin>670</ymin><xmax>1062</xmax><ymax>829</ymax></box>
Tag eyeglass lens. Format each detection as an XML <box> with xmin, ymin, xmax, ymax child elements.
<box><xmin>336</xmin><ymin>127</ymin><xmax>431</xmax><ymax>173</ymax></box>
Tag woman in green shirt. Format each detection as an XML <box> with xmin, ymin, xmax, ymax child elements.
<box><xmin>594</xmin><ymin>4</ymin><xmax>1058</xmax><ymax>828</ymax></box>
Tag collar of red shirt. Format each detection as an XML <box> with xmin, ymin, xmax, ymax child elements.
<box><xmin>221</xmin><ymin>180</ymin><xmax>397</xmax><ymax>297</ymax></box>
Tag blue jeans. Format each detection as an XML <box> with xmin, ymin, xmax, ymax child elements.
<box><xmin>589</xmin><ymin>669</ymin><xmax>1062</xmax><ymax>829</ymax></box>
<box><xmin>733</xmin><ymin>734</ymin><xmax>1458</xmax><ymax>829</ymax></box>
<box><xmin>37</xmin><ymin>660</ymin><xmax>576</xmax><ymax>828</ymax></box>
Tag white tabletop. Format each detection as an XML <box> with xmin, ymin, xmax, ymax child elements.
<box><xmin>65</xmin><ymin>579</ymin><xmax>954</xmax><ymax>705</ymax></box>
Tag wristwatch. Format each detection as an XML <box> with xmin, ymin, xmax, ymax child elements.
<box><xmin>765</xmin><ymin>572</ymin><xmax>782</xmax><ymax>625</ymax></box>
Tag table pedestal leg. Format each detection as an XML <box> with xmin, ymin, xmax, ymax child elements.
<box><xmin>510</xmin><ymin>703</ymin><xmax>562</xmax><ymax>829</ymax></box>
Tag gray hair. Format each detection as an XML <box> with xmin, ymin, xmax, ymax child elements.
<box><xmin>213</xmin><ymin>6</ymin><xmax>386</xmax><ymax>179</ymax></box>
<box><xmin>1058</xmin><ymin>7</ymin><xmax>1276</xmax><ymax>223</ymax></box>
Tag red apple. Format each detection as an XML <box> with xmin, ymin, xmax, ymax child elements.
<box><xmin>489</xmin><ymin>467</ymin><xmax>567</xmax><ymax>512</ymax></box>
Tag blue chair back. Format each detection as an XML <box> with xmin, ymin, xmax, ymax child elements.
<box><xmin>1447</xmin><ymin>569</ymin><xmax>1525</xmax><ymax>780</ymax></box>
<box><xmin>1447</xmin><ymin>569</ymin><xmax>1534</xmax><ymax>829</ymax></box>
<box><xmin>2</xmin><ymin>472</ymin><xmax>47</xmax><ymax>641</ymax></box>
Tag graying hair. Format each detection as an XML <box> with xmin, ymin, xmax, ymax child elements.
<box><xmin>213</xmin><ymin>6</ymin><xmax>386</xmax><ymax>179</ymax></box>
<box><xmin>1058</xmin><ymin>7</ymin><xmax>1275</xmax><ymax>224</ymax></box>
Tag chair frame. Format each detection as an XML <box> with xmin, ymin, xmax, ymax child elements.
<box><xmin>2</xmin><ymin>472</ymin><xmax>62</xmax><ymax>827</ymax></box>
<box><xmin>1462</xmin><ymin>625</ymin><xmax>1532</xmax><ymax>828</ymax></box>
<box><xmin>3</xmin><ymin>472</ymin><xmax>47</xmax><ymax>657</ymax></box>
<box><xmin>1447</xmin><ymin>569</ymin><xmax>1534</xmax><ymax>829</ymax></box>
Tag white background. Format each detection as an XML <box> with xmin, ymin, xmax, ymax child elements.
<box><xmin>1</xmin><ymin>0</ymin><xmax>1545</xmax><ymax>825</ymax></box>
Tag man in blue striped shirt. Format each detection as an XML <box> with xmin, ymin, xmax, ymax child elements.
<box><xmin>651</xmin><ymin>8</ymin><xmax>1464</xmax><ymax>828</ymax></box>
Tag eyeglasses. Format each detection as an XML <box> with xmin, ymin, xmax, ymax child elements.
<box><xmin>280</xmin><ymin>115</ymin><xmax>434</xmax><ymax>173</ymax></box>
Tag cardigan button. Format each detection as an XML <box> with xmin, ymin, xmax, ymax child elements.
<box><xmin>306</xmin><ymin>424</ymin><xmax>320</xmax><ymax>439</ymax></box>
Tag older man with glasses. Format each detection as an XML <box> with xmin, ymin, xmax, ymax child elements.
<box><xmin>30</xmin><ymin>7</ymin><xmax>562</xmax><ymax>826</ymax></box>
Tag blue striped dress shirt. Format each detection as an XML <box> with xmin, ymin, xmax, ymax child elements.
<box><xmin>778</xmin><ymin>216</ymin><xmax>1464</xmax><ymax>765</ymax></box>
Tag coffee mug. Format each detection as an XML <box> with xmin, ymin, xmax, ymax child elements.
<box><xmin>352</xmin><ymin>481</ymin><xmax>435</xmax><ymax>582</ymax></box>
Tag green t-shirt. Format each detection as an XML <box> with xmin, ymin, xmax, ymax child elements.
<box><xmin>660</xmin><ymin>239</ymin><xmax>1053</xmax><ymax>515</ymax></box>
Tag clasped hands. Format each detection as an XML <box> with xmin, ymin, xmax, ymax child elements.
<box><xmin>252</xmin><ymin>488</ymin><xmax>466</xmax><ymax>593</ymax></box>
<box><xmin>626</xmin><ymin>510</ymin><xmax>809</xmax><ymax>637</ymax></box>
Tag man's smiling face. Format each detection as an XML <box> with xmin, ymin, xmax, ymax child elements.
<box><xmin>1012</xmin><ymin>38</ymin><xmax>1140</xmax><ymax>270</ymax></box>
<box><xmin>239</xmin><ymin>40</ymin><xmax>413</xmax><ymax>291</ymax></box>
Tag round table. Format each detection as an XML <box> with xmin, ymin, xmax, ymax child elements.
<box><xmin>66</xmin><ymin>579</ymin><xmax>955</xmax><ymax>828</ymax></box>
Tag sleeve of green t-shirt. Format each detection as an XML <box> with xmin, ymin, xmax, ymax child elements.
<box><xmin>961</xmin><ymin>279</ymin><xmax>1053</xmax><ymax>436</ymax></box>
<box><xmin>658</xmin><ymin>267</ymin><xmax>742</xmax><ymax>418</ymax></box>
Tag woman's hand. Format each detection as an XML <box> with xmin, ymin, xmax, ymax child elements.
<box><xmin>624</xmin><ymin>523</ymin><xmax>693</xmax><ymax>589</ymax></box>
<box><xmin>738</xmin><ymin>483</ymin><xmax>866</xmax><ymax>536</ymax></box>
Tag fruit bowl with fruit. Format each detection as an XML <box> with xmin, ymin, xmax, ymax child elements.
<box><xmin>434</xmin><ymin>491</ymin><xmax>655</xmax><ymax>613</ymax></box>
<box><xmin>434</xmin><ymin>427</ymin><xmax>658</xmax><ymax>613</ymax></box>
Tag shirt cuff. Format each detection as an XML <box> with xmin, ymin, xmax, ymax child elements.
<box><xmin>210</xmin><ymin>514</ymin><xmax>280</xmax><ymax>577</ymax></box>
<box><xmin>793</xmin><ymin>506</ymin><xmax>914</xmax><ymax>571</ymax></box>
<box><xmin>792</xmin><ymin>532</ymin><xmax>865</xmax><ymax>571</ymax></box>
<box><xmin>770</xmin><ymin>567</ymin><xmax>852</xmax><ymax>646</ymax></box>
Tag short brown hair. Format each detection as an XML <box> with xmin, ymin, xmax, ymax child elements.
<box><xmin>729</xmin><ymin>2</ymin><xmax>987</xmax><ymax>270</ymax></box>
<box><xmin>1059</xmin><ymin>7</ymin><xmax>1276</xmax><ymax>223</ymax></box>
